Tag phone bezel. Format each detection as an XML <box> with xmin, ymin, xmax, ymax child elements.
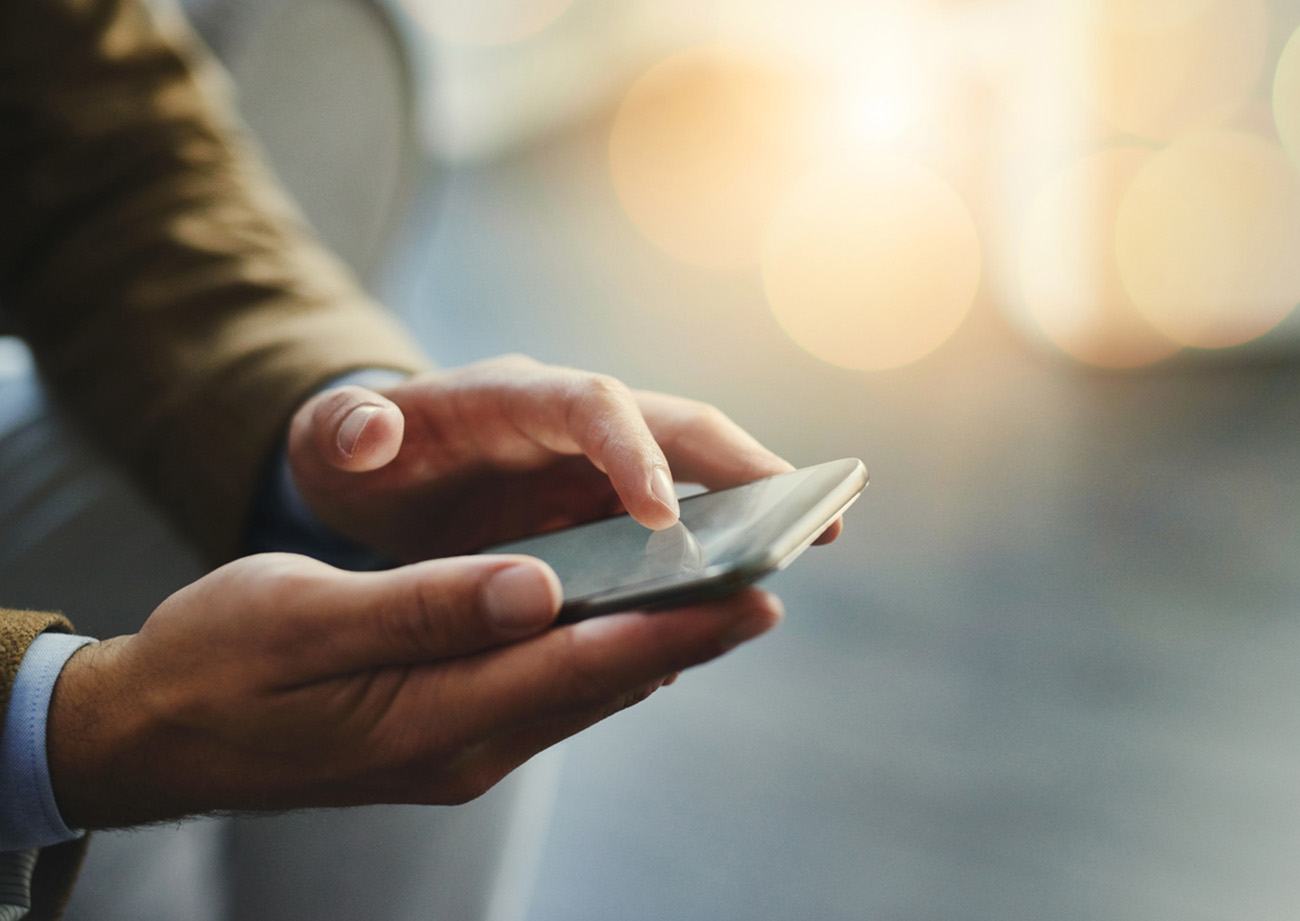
<box><xmin>493</xmin><ymin>458</ymin><xmax>867</xmax><ymax>623</ymax></box>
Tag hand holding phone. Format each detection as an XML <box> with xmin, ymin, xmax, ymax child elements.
<box><xmin>487</xmin><ymin>458</ymin><xmax>867</xmax><ymax>623</ymax></box>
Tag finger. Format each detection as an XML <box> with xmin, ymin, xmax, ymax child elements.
<box><xmin>449</xmin><ymin>359</ymin><xmax>683</xmax><ymax>531</ymax></box>
<box><xmin>393</xmin><ymin>673</ymin><xmax>674</xmax><ymax>807</ymax></box>
<box><xmin>447</xmin><ymin>589</ymin><xmax>783</xmax><ymax>736</ymax></box>
<box><xmin>290</xmin><ymin>385</ymin><xmax>405</xmax><ymax>477</ymax></box>
<box><xmin>636</xmin><ymin>393</ymin><xmax>845</xmax><ymax>545</ymax></box>
<box><xmin>634</xmin><ymin>391</ymin><xmax>794</xmax><ymax>489</ymax></box>
<box><xmin>275</xmin><ymin>555</ymin><xmax>562</xmax><ymax>680</ymax></box>
<box><xmin>462</xmin><ymin>676</ymin><xmax>672</xmax><ymax>796</ymax></box>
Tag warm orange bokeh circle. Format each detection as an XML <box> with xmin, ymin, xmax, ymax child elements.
<box><xmin>763</xmin><ymin>157</ymin><xmax>981</xmax><ymax>371</ymax></box>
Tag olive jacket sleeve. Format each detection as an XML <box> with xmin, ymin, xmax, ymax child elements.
<box><xmin>0</xmin><ymin>1</ymin><xmax>434</xmax><ymax>916</ymax></box>
<box><xmin>0</xmin><ymin>0</ymin><xmax>433</xmax><ymax>561</ymax></box>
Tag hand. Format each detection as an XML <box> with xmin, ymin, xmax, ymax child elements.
<box><xmin>286</xmin><ymin>355</ymin><xmax>842</xmax><ymax>562</ymax></box>
<box><xmin>47</xmin><ymin>552</ymin><xmax>782</xmax><ymax>830</ymax></box>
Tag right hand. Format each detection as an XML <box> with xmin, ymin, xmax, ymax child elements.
<box><xmin>284</xmin><ymin>356</ymin><xmax>841</xmax><ymax>562</ymax></box>
<box><xmin>46</xmin><ymin>552</ymin><xmax>781</xmax><ymax>830</ymax></box>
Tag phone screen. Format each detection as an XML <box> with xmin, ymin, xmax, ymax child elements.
<box><xmin>489</xmin><ymin>458</ymin><xmax>866</xmax><ymax>612</ymax></box>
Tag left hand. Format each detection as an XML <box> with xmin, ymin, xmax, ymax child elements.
<box><xmin>286</xmin><ymin>354</ymin><xmax>840</xmax><ymax>562</ymax></box>
<box><xmin>49</xmin><ymin>552</ymin><xmax>782</xmax><ymax>827</ymax></box>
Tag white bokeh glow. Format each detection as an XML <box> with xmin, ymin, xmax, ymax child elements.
<box><xmin>843</xmin><ymin>84</ymin><xmax>921</xmax><ymax>148</ymax></box>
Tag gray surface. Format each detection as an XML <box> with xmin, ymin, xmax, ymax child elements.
<box><xmin>394</xmin><ymin>119</ymin><xmax>1300</xmax><ymax>921</ymax></box>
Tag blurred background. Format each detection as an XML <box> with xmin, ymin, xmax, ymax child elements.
<box><xmin>180</xmin><ymin>0</ymin><xmax>1300</xmax><ymax>917</ymax></box>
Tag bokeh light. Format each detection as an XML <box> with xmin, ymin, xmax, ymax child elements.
<box><xmin>1273</xmin><ymin>24</ymin><xmax>1300</xmax><ymax>169</ymax></box>
<box><xmin>1115</xmin><ymin>130</ymin><xmax>1300</xmax><ymax>349</ymax></box>
<box><xmin>1017</xmin><ymin>149</ymin><xmax>1180</xmax><ymax>368</ymax></box>
<box><xmin>609</xmin><ymin>46</ymin><xmax>821</xmax><ymax>272</ymax></box>
<box><xmin>1078</xmin><ymin>0</ymin><xmax>1268</xmax><ymax>142</ymax></box>
<box><xmin>762</xmin><ymin>157</ymin><xmax>981</xmax><ymax>372</ymax></box>
<box><xmin>403</xmin><ymin>0</ymin><xmax>575</xmax><ymax>46</ymax></box>
<box><xmin>1228</xmin><ymin>99</ymin><xmax>1285</xmax><ymax>144</ymax></box>
<box><xmin>838</xmin><ymin>60</ymin><xmax>925</xmax><ymax>151</ymax></box>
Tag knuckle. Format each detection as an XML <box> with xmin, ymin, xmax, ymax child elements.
<box><xmin>672</xmin><ymin>401</ymin><xmax>733</xmax><ymax>447</ymax></box>
<box><xmin>377</xmin><ymin>578</ymin><xmax>454</xmax><ymax>658</ymax></box>
<box><xmin>581</xmin><ymin>373</ymin><xmax>632</xmax><ymax>407</ymax></box>
<box><xmin>250</xmin><ymin>554</ymin><xmax>333</xmax><ymax>597</ymax></box>
<box><xmin>570</xmin><ymin>375</ymin><xmax>643</xmax><ymax>455</ymax></box>
<box><xmin>490</xmin><ymin>353</ymin><xmax>541</xmax><ymax>373</ymax></box>
<box><xmin>316</xmin><ymin>387</ymin><xmax>364</xmax><ymax>422</ymax></box>
<box><xmin>626</xmin><ymin>681</ymin><xmax>662</xmax><ymax>708</ymax></box>
<box><xmin>442</xmin><ymin>765</ymin><xmax>506</xmax><ymax>805</ymax></box>
<box><xmin>437</xmin><ymin>784</ymin><xmax>480</xmax><ymax>807</ymax></box>
<box><xmin>607</xmin><ymin>681</ymin><xmax>663</xmax><ymax>716</ymax></box>
<box><xmin>687</xmin><ymin>400</ymin><xmax>731</xmax><ymax>430</ymax></box>
<box><xmin>401</xmin><ymin>745</ymin><xmax>504</xmax><ymax>806</ymax></box>
<box><xmin>554</xmin><ymin>631</ymin><xmax>618</xmax><ymax>709</ymax></box>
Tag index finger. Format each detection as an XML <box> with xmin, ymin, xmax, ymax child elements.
<box><xmin>466</xmin><ymin>360</ymin><xmax>683</xmax><ymax>531</ymax></box>
<box><xmin>634</xmin><ymin>391</ymin><xmax>793</xmax><ymax>487</ymax></box>
<box><xmin>635</xmin><ymin>391</ymin><xmax>842</xmax><ymax>544</ymax></box>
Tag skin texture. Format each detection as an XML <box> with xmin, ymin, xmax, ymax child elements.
<box><xmin>287</xmin><ymin>355</ymin><xmax>840</xmax><ymax>559</ymax></box>
<box><xmin>47</xmin><ymin>356</ymin><xmax>836</xmax><ymax>830</ymax></box>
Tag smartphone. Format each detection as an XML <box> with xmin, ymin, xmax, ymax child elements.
<box><xmin>486</xmin><ymin>457</ymin><xmax>868</xmax><ymax>623</ymax></box>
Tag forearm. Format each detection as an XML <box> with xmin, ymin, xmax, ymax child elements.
<box><xmin>0</xmin><ymin>0</ymin><xmax>430</xmax><ymax>561</ymax></box>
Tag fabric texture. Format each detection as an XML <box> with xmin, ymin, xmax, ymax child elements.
<box><xmin>0</xmin><ymin>849</ymin><xmax>38</xmax><ymax>919</ymax></box>
<box><xmin>0</xmin><ymin>0</ymin><xmax>435</xmax><ymax>915</ymax></box>
<box><xmin>0</xmin><ymin>614</ymin><xmax>83</xmax><ymax>921</ymax></box>
<box><xmin>0</xmin><ymin>634</ymin><xmax>96</xmax><ymax>852</ymax></box>
<box><xmin>0</xmin><ymin>0</ymin><xmax>431</xmax><ymax>562</ymax></box>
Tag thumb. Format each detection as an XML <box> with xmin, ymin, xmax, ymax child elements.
<box><xmin>280</xmin><ymin>555</ymin><xmax>564</xmax><ymax>679</ymax></box>
<box><xmin>289</xmin><ymin>385</ymin><xmax>405</xmax><ymax>476</ymax></box>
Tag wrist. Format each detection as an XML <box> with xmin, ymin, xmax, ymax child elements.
<box><xmin>45</xmin><ymin>637</ymin><xmax>176</xmax><ymax>830</ymax></box>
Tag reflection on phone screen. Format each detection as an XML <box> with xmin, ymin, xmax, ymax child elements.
<box><xmin>501</xmin><ymin>467</ymin><xmax>812</xmax><ymax>601</ymax></box>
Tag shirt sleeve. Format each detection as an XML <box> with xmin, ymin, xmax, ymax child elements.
<box><xmin>0</xmin><ymin>633</ymin><xmax>96</xmax><ymax>852</ymax></box>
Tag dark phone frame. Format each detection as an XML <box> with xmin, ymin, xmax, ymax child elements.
<box><xmin>489</xmin><ymin>458</ymin><xmax>868</xmax><ymax>624</ymax></box>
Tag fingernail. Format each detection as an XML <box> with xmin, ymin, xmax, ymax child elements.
<box><xmin>337</xmin><ymin>405</ymin><xmax>381</xmax><ymax>458</ymax></box>
<box><xmin>650</xmin><ymin>466</ymin><xmax>680</xmax><ymax>518</ymax></box>
<box><xmin>483</xmin><ymin>564</ymin><xmax>560</xmax><ymax>635</ymax></box>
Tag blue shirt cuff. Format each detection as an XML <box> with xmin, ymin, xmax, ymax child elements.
<box><xmin>0</xmin><ymin>632</ymin><xmax>97</xmax><ymax>851</ymax></box>
<box><xmin>245</xmin><ymin>368</ymin><xmax>410</xmax><ymax>569</ymax></box>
